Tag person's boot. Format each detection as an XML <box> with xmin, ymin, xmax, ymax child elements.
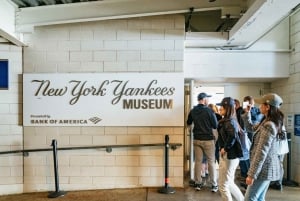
<box><xmin>269</xmin><ymin>181</ymin><xmax>282</xmax><ymax>190</ymax></box>
<box><xmin>239</xmin><ymin>177</ymin><xmax>247</xmax><ymax>189</ymax></box>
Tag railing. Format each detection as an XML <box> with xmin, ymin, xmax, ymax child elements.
<box><xmin>0</xmin><ymin>143</ymin><xmax>182</xmax><ymax>156</ymax></box>
<box><xmin>0</xmin><ymin>135</ymin><xmax>182</xmax><ymax>198</ymax></box>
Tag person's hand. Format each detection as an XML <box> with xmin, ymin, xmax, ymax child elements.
<box><xmin>246</xmin><ymin>176</ymin><xmax>254</xmax><ymax>186</ymax></box>
<box><xmin>187</xmin><ymin>125</ymin><xmax>191</xmax><ymax>133</ymax></box>
<box><xmin>220</xmin><ymin>148</ymin><xmax>226</xmax><ymax>157</ymax></box>
<box><xmin>244</xmin><ymin>104</ymin><xmax>251</xmax><ymax>113</ymax></box>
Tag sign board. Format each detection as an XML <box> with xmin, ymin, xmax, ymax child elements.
<box><xmin>286</xmin><ymin>114</ymin><xmax>294</xmax><ymax>130</ymax></box>
<box><xmin>23</xmin><ymin>73</ymin><xmax>184</xmax><ymax>126</ymax></box>
<box><xmin>0</xmin><ymin>60</ymin><xmax>8</xmax><ymax>89</ymax></box>
<box><xmin>294</xmin><ymin>114</ymin><xmax>300</xmax><ymax>136</ymax></box>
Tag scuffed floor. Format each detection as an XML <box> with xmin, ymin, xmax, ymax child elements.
<box><xmin>0</xmin><ymin>185</ymin><xmax>299</xmax><ymax>201</ymax></box>
<box><xmin>0</xmin><ymin>188</ymin><xmax>147</xmax><ymax>201</ymax></box>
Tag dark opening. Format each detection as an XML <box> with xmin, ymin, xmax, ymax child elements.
<box><xmin>0</xmin><ymin>60</ymin><xmax>9</xmax><ymax>89</ymax></box>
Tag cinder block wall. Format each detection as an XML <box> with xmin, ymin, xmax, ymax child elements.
<box><xmin>22</xmin><ymin>15</ymin><xmax>185</xmax><ymax>192</ymax></box>
<box><xmin>271</xmin><ymin>9</ymin><xmax>300</xmax><ymax>184</ymax></box>
<box><xmin>0</xmin><ymin>44</ymin><xmax>23</xmax><ymax>194</ymax></box>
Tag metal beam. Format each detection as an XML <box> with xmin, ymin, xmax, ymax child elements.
<box><xmin>228</xmin><ymin>0</ymin><xmax>300</xmax><ymax>46</ymax></box>
<box><xmin>61</xmin><ymin>0</ymin><xmax>74</xmax><ymax>3</ymax></box>
<box><xmin>0</xmin><ymin>37</ymin><xmax>10</xmax><ymax>43</ymax></box>
<box><xmin>0</xmin><ymin>28</ymin><xmax>27</xmax><ymax>46</ymax></box>
<box><xmin>42</xmin><ymin>0</ymin><xmax>56</xmax><ymax>5</ymax></box>
<box><xmin>10</xmin><ymin>0</ymin><xmax>28</xmax><ymax>7</ymax></box>
<box><xmin>25</xmin><ymin>0</ymin><xmax>40</xmax><ymax>7</ymax></box>
<box><xmin>15</xmin><ymin>0</ymin><xmax>245</xmax><ymax>31</ymax></box>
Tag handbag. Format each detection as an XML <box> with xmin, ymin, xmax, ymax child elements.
<box><xmin>238</xmin><ymin>128</ymin><xmax>251</xmax><ymax>151</ymax></box>
<box><xmin>237</xmin><ymin>123</ymin><xmax>251</xmax><ymax>151</ymax></box>
<box><xmin>277</xmin><ymin>127</ymin><xmax>289</xmax><ymax>155</ymax></box>
<box><xmin>277</xmin><ymin>137</ymin><xmax>289</xmax><ymax>155</ymax></box>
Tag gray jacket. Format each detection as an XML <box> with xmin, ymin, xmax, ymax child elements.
<box><xmin>247</xmin><ymin>120</ymin><xmax>280</xmax><ymax>181</ymax></box>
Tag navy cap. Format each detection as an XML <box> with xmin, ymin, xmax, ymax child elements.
<box><xmin>198</xmin><ymin>92</ymin><xmax>212</xmax><ymax>100</ymax></box>
<box><xmin>217</xmin><ymin>97</ymin><xmax>235</xmax><ymax>107</ymax></box>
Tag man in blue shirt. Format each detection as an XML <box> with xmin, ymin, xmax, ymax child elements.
<box><xmin>242</xmin><ymin>96</ymin><xmax>264</xmax><ymax>141</ymax></box>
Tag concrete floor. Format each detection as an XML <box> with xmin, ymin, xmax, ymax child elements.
<box><xmin>149</xmin><ymin>186</ymin><xmax>299</xmax><ymax>201</ymax></box>
<box><xmin>0</xmin><ymin>181</ymin><xmax>299</xmax><ymax>201</ymax></box>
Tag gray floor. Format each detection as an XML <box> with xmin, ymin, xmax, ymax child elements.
<box><xmin>0</xmin><ymin>178</ymin><xmax>299</xmax><ymax>201</ymax></box>
<box><xmin>148</xmin><ymin>184</ymin><xmax>299</xmax><ymax>201</ymax></box>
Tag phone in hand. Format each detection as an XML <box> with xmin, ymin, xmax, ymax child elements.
<box><xmin>242</xmin><ymin>101</ymin><xmax>249</xmax><ymax>109</ymax></box>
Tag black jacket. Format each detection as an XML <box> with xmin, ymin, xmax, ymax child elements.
<box><xmin>217</xmin><ymin>117</ymin><xmax>243</xmax><ymax>159</ymax></box>
<box><xmin>187</xmin><ymin>104</ymin><xmax>218</xmax><ymax>140</ymax></box>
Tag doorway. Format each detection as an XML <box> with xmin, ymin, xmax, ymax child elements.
<box><xmin>184</xmin><ymin>84</ymin><xmax>224</xmax><ymax>181</ymax></box>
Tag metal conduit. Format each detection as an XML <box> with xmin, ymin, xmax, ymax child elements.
<box><xmin>189</xmin><ymin>79</ymin><xmax>194</xmax><ymax>181</ymax></box>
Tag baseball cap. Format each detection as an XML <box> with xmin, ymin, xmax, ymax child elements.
<box><xmin>216</xmin><ymin>97</ymin><xmax>235</xmax><ymax>107</ymax></box>
<box><xmin>197</xmin><ymin>92</ymin><xmax>212</xmax><ymax>100</ymax></box>
<box><xmin>254</xmin><ymin>93</ymin><xmax>283</xmax><ymax>108</ymax></box>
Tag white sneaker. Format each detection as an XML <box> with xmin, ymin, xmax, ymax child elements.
<box><xmin>211</xmin><ymin>185</ymin><xmax>218</xmax><ymax>192</ymax></box>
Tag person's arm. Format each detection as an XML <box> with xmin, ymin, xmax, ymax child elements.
<box><xmin>187</xmin><ymin>111</ymin><xmax>193</xmax><ymax>126</ymax></box>
<box><xmin>241</xmin><ymin>111</ymin><xmax>255</xmax><ymax>132</ymax></box>
<box><xmin>247</xmin><ymin>122</ymin><xmax>276</xmax><ymax>180</ymax></box>
<box><xmin>210</xmin><ymin>110</ymin><xmax>218</xmax><ymax>129</ymax></box>
<box><xmin>223</xmin><ymin>120</ymin><xmax>236</xmax><ymax>152</ymax></box>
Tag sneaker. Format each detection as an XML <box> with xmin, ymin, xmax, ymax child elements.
<box><xmin>189</xmin><ymin>180</ymin><xmax>195</xmax><ymax>187</ymax></box>
<box><xmin>269</xmin><ymin>182</ymin><xmax>282</xmax><ymax>191</ymax></box>
<box><xmin>195</xmin><ymin>183</ymin><xmax>203</xmax><ymax>191</ymax></box>
<box><xmin>211</xmin><ymin>185</ymin><xmax>218</xmax><ymax>192</ymax></box>
<box><xmin>201</xmin><ymin>176</ymin><xmax>207</xmax><ymax>185</ymax></box>
<box><xmin>240</xmin><ymin>182</ymin><xmax>247</xmax><ymax>189</ymax></box>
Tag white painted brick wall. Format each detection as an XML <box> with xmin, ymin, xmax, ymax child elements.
<box><xmin>127</xmin><ymin>40</ymin><xmax>151</xmax><ymax>50</ymax></box>
<box><xmin>117</xmin><ymin>51</ymin><xmax>140</xmax><ymax>61</ymax></box>
<box><xmin>103</xmin><ymin>41</ymin><xmax>127</xmax><ymax>50</ymax></box>
<box><xmin>81</xmin><ymin>40</ymin><xmax>104</xmax><ymax>50</ymax></box>
<box><xmin>22</xmin><ymin>14</ymin><xmax>184</xmax><ymax>193</ymax></box>
<box><xmin>103</xmin><ymin>61</ymin><xmax>127</xmax><ymax>72</ymax></box>
<box><xmin>117</xmin><ymin>30</ymin><xmax>141</xmax><ymax>40</ymax></box>
<box><xmin>94</xmin><ymin>51</ymin><xmax>116</xmax><ymax>61</ymax></box>
<box><xmin>141</xmin><ymin>51</ymin><xmax>164</xmax><ymax>61</ymax></box>
<box><xmin>0</xmin><ymin>44</ymin><xmax>23</xmax><ymax>195</ymax></box>
<box><xmin>70</xmin><ymin>51</ymin><xmax>93</xmax><ymax>61</ymax></box>
<box><xmin>271</xmin><ymin>9</ymin><xmax>300</xmax><ymax>184</ymax></box>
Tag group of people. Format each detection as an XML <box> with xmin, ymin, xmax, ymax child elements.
<box><xmin>187</xmin><ymin>92</ymin><xmax>287</xmax><ymax>201</ymax></box>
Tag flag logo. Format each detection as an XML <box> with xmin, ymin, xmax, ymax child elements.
<box><xmin>89</xmin><ymin>117</ymin><xmax>102</xmax><ymax>124</ymax></box>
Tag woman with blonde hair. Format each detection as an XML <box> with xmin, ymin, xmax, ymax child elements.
<box><xmin>208</xmin><ymin>103</ymin><xmax>222</xmax><ymax>164</ymax></box>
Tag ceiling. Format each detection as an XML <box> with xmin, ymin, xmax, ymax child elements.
<box><xmin>0</xmin><ymin>0</ymin><xmax>299</xmax><ymax>84</ymax></box>
<box><xmin>9</xmin><ymin>0</ymin><xmax>244</xmax><ymax>33</ymax></box>
<box><xmin>10</xmin><ymin>0</ymin><xmax>100</xmax><ymax>8</ymax></box>
<box><xmin>3</xmin><ymin>0</ymin><xmax>299</xmax><ymax>48</ymax></box>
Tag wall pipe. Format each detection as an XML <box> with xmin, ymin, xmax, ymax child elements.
<box><xmin>189</xmin><ymin>80</ymin><xmax>194</xmax><ymax>184</ymax></box>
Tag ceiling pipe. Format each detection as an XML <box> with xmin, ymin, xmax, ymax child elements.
<box><xmin>185</xmin><ymin>7</ymin><xmax>194</xmax><ymax>32</ymax></box>
<box><xmin>186</xmin><ymin>4</ymin><xmax>298</xmax><ymax>51</ymax></box>
<box><xmin>218</xmin><ymin>4</ymin><xmax>298</xmax><ymax>51</ymax></box>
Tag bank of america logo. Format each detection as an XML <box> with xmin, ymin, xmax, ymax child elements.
<box><xmin>89</xmin><ymin>117</ymin><xmax>102</xmax><ymax>124</ymax></box>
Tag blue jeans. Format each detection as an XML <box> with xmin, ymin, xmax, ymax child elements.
<box><xmin>244</xmin><ymin>179</ymin><xmax>270</xmax><ymax>201</ymax></box>
<box><xmin>239</xmin><ymin>159</ymin><xmax>250</xmax><ymax>178</ymax></box>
